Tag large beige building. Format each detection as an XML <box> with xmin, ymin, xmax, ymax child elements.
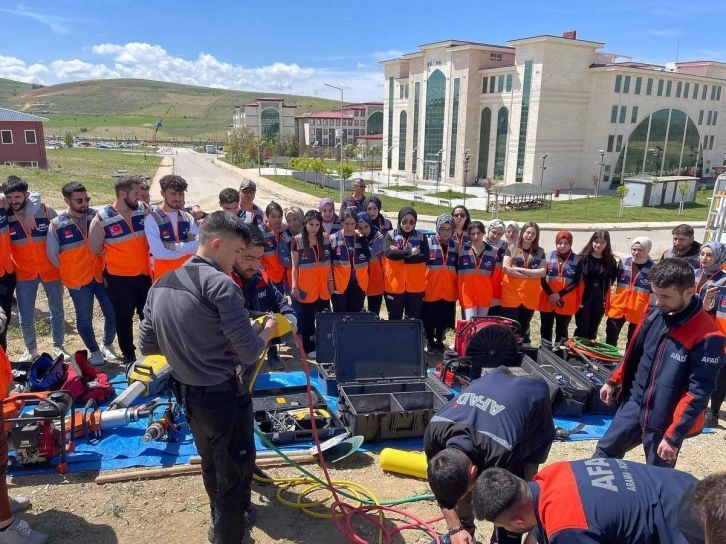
<box><xmin>231</xmin><ymin>98</ymin><xmax>297</xmax><ymax>140</ymax></box>
<box><xmin>380</xmin><ymin>32</ymin><xmax>726</xmax><ymax>190</ymax></box>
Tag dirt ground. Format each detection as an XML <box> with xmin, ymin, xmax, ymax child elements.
<box><xmin>5</xmin><ymin>292</ymin><xmax>726</xmax><ymax>544</ymax></box>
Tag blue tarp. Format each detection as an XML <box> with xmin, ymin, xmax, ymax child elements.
<box><xmin>8</xmin><ymin>370</ymin><xmax>709</xmax><ymax>475</ymax></box>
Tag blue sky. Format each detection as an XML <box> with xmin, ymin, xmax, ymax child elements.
<box><xmin>1</xmin><ymin>0</ymin><xmax>724</xmax><ymax>102</ymax></box>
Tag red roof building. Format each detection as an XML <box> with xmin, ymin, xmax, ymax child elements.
<box><xmin>0</xmin><ymin>108</ymin><xmax>48</xmax><ymax>169</ymax></box>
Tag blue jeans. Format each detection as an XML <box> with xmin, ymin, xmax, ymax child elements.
<box><xmin>68</xmin><ymin>280</ymin><xmax>116</xmax><ymax>352</ymax></box>
<box><xmin>16</xmin><ymin>277</ymin><xmax>65</xmax><ymax>351</ymax></box>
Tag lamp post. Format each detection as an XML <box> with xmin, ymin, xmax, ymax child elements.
<box><xmin>324</xmin><ymin>83</ymin><xmax>345</xmax><ymax>205</ymax></box>
<box><xmin>463</xmin><ymin>149</ymin><xmax>472</xmax><ymax>206</ymax></box>
<box><xmin>257</xmin><ymin>139</ymin><xmax>266</xmax><ymax>175</ymax></box>
<box><xmin>412</xmin><ymin>146</ymin><xmax>418</xmax><ymax>182</ymax></box>
<box><xmin>387</xmin><ymin>146</ymin><xmax>393</xmax><ymax>187</ymax></box>
<box><xmin>437</xmin><ymin>149</ymin><xmax>445</xmax><ymax>194</ymax></box>
<box><xmin>596</xmin><ymin>150</ymin><xmax>606</xmax><ymax>197</ymax></box>
<box><xmin>539</xmin><ymin>153</ymin><xmax>549</xmax><ymax>186</ymax></box>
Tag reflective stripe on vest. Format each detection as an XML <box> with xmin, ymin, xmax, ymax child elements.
<box><xmin>294</xmin><ymin>234</ymin><xmax>331</xmax><ymax>302</ymax></box>
<box><xmin>539</xmin><ymin>251</ymin><xmax>581</xmax><ymax>315</ymax></box>
<box><xmin>501</xmin><ymin>247</ymin><xmax>545</xmax><ymax>310</ymax></box>
<box><xmin>457</xmin><ymin>240</ymin><xmax>498</xmax><ymax>309</ymax></box>
<box><xmin>424</xmin><ymin>235</ymin><xmax>458</xmax><ymax>302</ymax></box>
<box><xmin>664</xmin><ymin>248</ymin><xmax>700</xmax><ymax>270</ymax></box>
<box><xmin>97</xmin><ymin>204</ymin><xmax>150</xmax><ymax>277</ymax></box>
<box><xmin>260</xmin><ymin>223</ymin><xmax>286</xmax><ymax>285</ymax></box>
<box><xmin>0</xmin><ymin>207</ymin><xmax>12</xmax><ymax>274</ymax></box>
<box><xmin>52</xmin><ymin>210</ymin><xmax>104</xmax><ymax>288</ymax></box>
<box><xmin>384</xmin><ymin>229</ymin><xmax>426</xmax><ymax>294</ymax></box>
<box><xmin>330</xmin><ymin>231</ymin><xmax>369</xmax><ymax>294</ymax></box>
<box><xmin>366</xmin><ymin>231</ymin><xmax>385</xmax><ymax>296</ymax></box>
<box><xmin>149</xmin><ymin>208</ymin><xmax>194</xmax><ymax>280</ymax></box>
<box><xmin>607</xmin><ymin>257</ymin><xmax>654</xmax><ymax>323</ymax></box>
<box><xmin>7</xmin><ymin>205</ymin><xmax>60</xmax><ymax>282</ymax></box>
<box><xmin>714</xmin><ymin>287</ymin><xmax>726</xmax><ymax>335</ymax></box>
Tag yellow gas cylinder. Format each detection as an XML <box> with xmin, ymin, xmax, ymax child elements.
<box><xmin>379</xmin><ymin>448</ymin><xmax>428</xmax><ymax>480</ymax></box>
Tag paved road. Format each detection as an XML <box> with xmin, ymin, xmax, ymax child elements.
<box><xmin>165</xmin><ymin>148</ymin><xmax>705</xmax><ymax>257</ymax></box>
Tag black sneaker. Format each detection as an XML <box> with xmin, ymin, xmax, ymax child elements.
<box><xmin>207</xmin><ymin>507</ymin><xmax>257</xmax><ymax>543</ymax></box>
<box><xmin>266</xmin><ymin>352</ymin><xmax>285</xmax><ymax>371</ymax></box>
<box><xmin>705</xmin><ymin>411</ymin><xmax>719</xmax><ymax>429</ymax></box>
<box><xmin>434</xmin><ymin>340</ymin><xmax>446</xmax><ymax>353</ymax></box>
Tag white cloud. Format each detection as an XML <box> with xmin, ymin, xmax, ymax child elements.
<box><xmin>0</xmin><ymin>5</ymin><xmax>90</xmax><ymax>35</ymax></box>
<box><xmin>372</xmin><ymin>49</ymin><xmax>403</xmax><ymax>61</ymax></box>
<box><xmin>648</xmin><ymin>29</ymin><xmax>684</xmax><ymax>36</ymax></box>
<box><xmin>0</xmin><ymin>42</ymin><xmax>384</xmax><ymax>102</ymax></box>
<box><xmin>356</xmin><ymin>62</ymin><xmax>367</xmax><ymax>69</ymax></box>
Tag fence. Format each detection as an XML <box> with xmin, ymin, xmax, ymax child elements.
<box><xmin>292</xmin><ymin>171</ymin><xmax>355</xmax><ymax>192</ymax></box>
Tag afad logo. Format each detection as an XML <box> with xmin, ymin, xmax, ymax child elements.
<box><xmin>720</xmin><ymin>296</ymin><xmax>726</xmax><ymax>309</ymax></box>
<box><xmin>64</xmin><ymin>228</ymin><xmax>74</xmax><ymax>239</ymax></box>
<box><xmin>335</xmin><ymin>247</ymin><xmax>342</xmax><ymax>255</ymax></box>
<box><xmin>547</xmin><ymin>264</ymin><xmax>554</xmax><ymax>272</ymax></box>
<box><xmin>429</xmin><ymin>251</ymin><xmax>437</xmax><ymax>260</ymax></box>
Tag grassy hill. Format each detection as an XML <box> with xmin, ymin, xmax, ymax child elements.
<box><xmin>0</xmin><ymin>78</ymin><xmax>345</xmax><ymax>141</ymax></box>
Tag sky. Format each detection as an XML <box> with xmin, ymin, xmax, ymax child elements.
<box><xmin>1</xmin><ymin>0</ymin><xmax>725</xmax><ymax>103</ymax></box>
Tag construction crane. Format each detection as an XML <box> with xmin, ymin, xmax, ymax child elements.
<box><xmin>144</xmin><ymin>104</ymin><xmax>174</xmax><ymax>148</ymax></box>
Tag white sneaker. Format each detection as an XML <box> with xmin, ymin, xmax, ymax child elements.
<box><xmin>17</xmin><ymin>349</ymin><xmax>39</xmax><ymax>363</ymax></box>
<box><xmin>9</xmin><ymin>495</ymin><xmax>30</xmax><ymax>514</ymax></box>
<box><xmin>52</xmin><ymin>346</ymin><xmax>71</xmax><ymax>362</ymax></box>
<box><xmin>306</xmin><ymin>351</ymin><xmax>317</xmax><ymax>360</ymax></box>
<box><xmin>89</xmin><ymin>350</ymin><xmax>105</xmax><ymax>367</ymax></box>
<box><xmin>0</xmin><ymin>519</ymin><xmax>47</xmax><ymax>544</ymax></box>
<box><xmin>100</xmin><ymin>344</ymin><xmax>119</xmax><ymax>361</ymax></box>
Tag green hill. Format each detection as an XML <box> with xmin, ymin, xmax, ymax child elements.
<box><xmin>0</xmin><ymin>78</ymin><xmax>344</xmax><ymax>141</ymax></box>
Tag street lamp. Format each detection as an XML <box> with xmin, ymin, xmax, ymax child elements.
<box><xmin>463</xmin><ymin>149</ymin><xmax>472</xmax><ymax>206</ymax></box>
<box><xmin>539</xmin><ymin>153</ymin><xmax>549</xmax><ymax>186</ymax></box>
<box><xmin>437</xmin><ymin>149</ymin><xmax>445</xmax><ymax>194</ymax></box>
<box><xmin>412</xmin><ymin>146</ymin><xmax>418</xmax><ymax>181</ymax></box>
<box><xmin>596</xmin><ymin>150</ymin><xmax>606</xmax><ymax>197</ymax></box>
<box><xmin>387</xmin><ymin>146</ymin><xmax>394</xmax><ymax>187</ymax></box>
<box><xmin>324</xmin><ymin>83</ymin><xmax>345</xmax><ymax>205</ymax></box>
<box><xmin>257</xmin><ymin>139</ymin><xmax>266</xmax><ymax>175</ymax></box>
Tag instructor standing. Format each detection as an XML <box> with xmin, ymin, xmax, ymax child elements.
<box><xmin>139</xmin><ymin>211</ymin><xmax>277</xmax><ymax>544</ymax></box>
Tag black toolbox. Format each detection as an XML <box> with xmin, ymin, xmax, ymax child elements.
<box><xmin>251</xmin><ymin>385</ymin><xmax>347</xmax><ymax>445</ymax></box>
<box><xmin>334</xmin><ymin>320</ymin><xmax>449</xmax><ymax>443</ymax></box>
<box><xmin>554</xmin><ymin>349</ymin><xmax>617</xmax><ymax>415</ymax></box>
<box><xmin>521</xmin><ymin>353</ymin><xmax>589</xmax><ymax>418</ymax></box>
<box><xmin>315</xmin><ymin>311</ymin><xmax>377</xmax><ymax>395</ymax></box>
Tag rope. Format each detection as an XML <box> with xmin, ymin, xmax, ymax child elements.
<box><xmin>566</xmin><ymin>337</ymin><xmax>623</xmax><ymax>362</ymax></box>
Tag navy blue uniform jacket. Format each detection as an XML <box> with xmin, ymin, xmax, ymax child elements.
<box><xmin>531</xmin><ymin>458</ymin><xmax>698</xmax><ymax>543</ymax></box>
<box><xmin>423</xmin><ymin>367</ymin><xmax>555</xmax><ymax>478</ymax></box>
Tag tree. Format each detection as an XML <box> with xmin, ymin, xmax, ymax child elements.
<box><xmin>311</xmin><ymin>158</ymin><xmax>326</xmax><ymax>187</ymax></box>
<box><xmin>64</xmin><ymin>132</ymin><xmax>74</xmax><ymax>149</ymax></box>
<box><xmin>677</xmin><ymin>182</ymin><xmax>690</xmax><ymax>216</ymax></box>
<box><xmin>616</xmin><ymin>185</ymin><xmax>629</xmax><ymax>218</ymax></box>
<box><xmin>490</xmin><ymin>175</ymin><xmax>504</xmax><ymax>218</ymax></box>
<box><xmin>339</xmin><ymin>163</ymin><xmax>355</xmax><ymax>185</ymax></box>
<box><xmin>568</xmin><ymin>178</ymin><xmax>576</xmax><ymax>201</ymax></box>
<box><xmin>228</xmin><ymin>126</ymin><xmax>256</xmax><ymax>165</ymax></box>
<box><xmin>590</xmin><ymin>174</ymin><xmax>599</xmax><ymax>197</ymax></box>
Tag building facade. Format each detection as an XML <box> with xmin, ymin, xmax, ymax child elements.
<box><xmin>231</xmin><ymin>98</ymin><xmax>297</xmax><ymax>141</ymax></box>
<box><xmin>294</xmin><ymin>102</ymin><xmax>384</xmax><ymax>151</ymax></box>
<box><xmin>380</xmin><ymin>34</ymin><xmax>726</xmax><ymax>189</ymax></box>
<box><xmin>0</xmin><ymin>107</ymin><xmax>48</xmax><ymax>169</ymax></box>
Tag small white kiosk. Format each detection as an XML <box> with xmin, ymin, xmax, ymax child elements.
<box><xmin>622</xmin><ymin>176</ymin><xmax>699</xmax><ymax>207</ymax></box>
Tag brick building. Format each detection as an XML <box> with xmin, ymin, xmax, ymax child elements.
<box><xmin>0</xmin><ymin>107</ymin><xmax>48</xmax><ymax>169</ymax></box>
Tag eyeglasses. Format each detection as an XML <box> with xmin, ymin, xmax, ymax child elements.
<box><xmin>73</xmin><ymin>197</ymin><xmax>91</xmax><ymax>204</ymax></box>
<box><xmin>453</xmin><ymin>213</ymin><xmax>466</xmax><ymax>218</ymax></box>
<box><xmin>400</xmin><ymin>219</ymin><xmax>416</xmax><ymax>225</ymax></box>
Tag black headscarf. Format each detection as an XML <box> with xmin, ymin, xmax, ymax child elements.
<box><xmin>357</xmin><ymin>211</ymin><xmax>379</xmax><ymax>242</ymax></box>
<box><xmin>398</xmin><ymin>206</ymin><xmax>417</xmax><ymax>226</ymax></box>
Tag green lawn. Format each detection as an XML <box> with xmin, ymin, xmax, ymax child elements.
<box><xmin>0</xmin><ymin>148</ymin><xmax>162</xmax><ymax>208</ymax></box>
<box><xmin>386</xmin><ymin>185</ymin><xmax>419</xmax><ymax>192</ymax></box>
<box><xmin>431</xmin><ymin>189</ymin><xmax>468</xmax><ymax>199</ymax></box>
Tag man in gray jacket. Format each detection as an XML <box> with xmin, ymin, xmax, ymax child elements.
<box><xmin>139</xmin><ymin>211</ymin><xmax>277</xmax><ymax>544</ymax></box>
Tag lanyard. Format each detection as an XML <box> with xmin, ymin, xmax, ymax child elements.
<box><xmin>344</xmin><ymin>236</ymin><xmax>355</xmax><ymax>266</ymax></box>
<box><xmin>629</xmin><ymin>259</ymin><xmax>646</xmax><ymax>289</ymax></box>
<box><xmin>516</xmin><ymin>247</ymin><xmax>534</xmax><ymax>268</ymax></box>
<box><xmin>471</xmin><ymin>244</ymin><xmax>487</xmax><ymax>272</ymax></box>
<box><xmin>555</xmin><ymin>251</ymin><xmax>571</xmax><ymax>281</ymax></box>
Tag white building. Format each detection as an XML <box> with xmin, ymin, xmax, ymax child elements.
<box><xmin>294</xmin><ymin>102</ymin><xmax>384</xmax><ymax>151</ymax></box>
<box><xmin>231</xmin><ymin>98</ymin><xmax>296</xmax><ymax>140</ymax></box>
<box><xmin>380</xmin><ymin>32</ymin><xmax>726</xmax><ymax>189</ymax></box>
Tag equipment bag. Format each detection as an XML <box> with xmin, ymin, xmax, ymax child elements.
<box><xmin>61</xmin><ymin>350</ymin><xmax>113</xmax><ymax>403</ymax></box>
<box><xmin>28</xmin><ymin>353</ymin><xmax>67</xmax><ymax>392</ymax></box>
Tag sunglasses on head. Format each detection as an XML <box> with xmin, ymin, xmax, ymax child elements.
<box><xmin>73</xmin><ymin>197</ymin><xmax>91</xmax><ymax>204</ymax></box>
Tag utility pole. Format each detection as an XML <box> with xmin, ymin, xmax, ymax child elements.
<box><xmin>387</xmin><ymin>146</ymin><xmax>393</xmax><ymax>187</ymax></box>
<box><xmin>463</xmin><ymin>149</ymin><xmax>472</xmax><ymax>206</ymax></box>
<box><xmin>596</xmin><ymin>150</ymin><xmax>606</xmax><ymax>198</ymax></box>
<box><xmin>539</xmin><ymin>153</ymin><xmax>549</xmax><ymax>186</ymax></box>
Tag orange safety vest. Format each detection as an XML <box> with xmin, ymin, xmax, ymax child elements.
<box><xmin>149</xmin><ymin>208</ymin><xmax>194</xmax><ymax>280</ymax></box>
<box><xmin>539</xmin><ymin>251</ymin><xmax>581</xmax><ymax>316</ymax></box>
<box><xmin>501</xmin><ymin>247</ymin><xmax>545</xmax><ymax>310</ymax></box>
<box><xmin>260</xmin><ymin>222</ymin><xmax>288</xmax><ymax>285</ymax></box>
<box><xmin>294</xmin><ymin>234</ymin><xmax>332</xmax><ymax>303</ymax></box>
<box><xmin>7</xmin><ymin>204</ymin><xmax>61</xmax><ymax>282</ymax></box>
<box><xmin>0</xmin><ymin>345</ymin><xmax>11</xmax><ymax>401</ymax></box>
<box><xmin>365</xmin><ymin>231</ymin><xmax>385</xmax><ymax>296</ymax></box>
<box><xmin>52</xmin><ymin>210</ymin><xmax>104</xmax><ymax>289</ymax></box>
<box><xmin>97</xmin><ymin>204</ymin><xmax>150</xmax><ymax>277</ymax></box>
<box><xmin>0</xmin><ymin>207</ymin><xmax>13</xmax><ymax>275</ymax></box>
<box><xmin>490</xmin><ymin>240</ymin><xmax>506</xmax><ymax>306</ymax></box>
<box><xmin>330</xmin><ymin>231</ymin><xmax>370</xmax><ymax>294</ymax></box>
<box><xmin>384</xmin><ymin>229</ymin><xmax>427</xmax><ymax>294</ymax></box>
<box><xmin>456</xmin><ymin>240</ymin><xmax>498</xmax><ymax>309</ymax></box>
<box><xmin>424</xmin><ymin>235</ymin><xmax>458</xmax><ymax>302</ymax></box>
<box><xmin>607</xmin><ymin>257</ymin><xmax>654</xmax><ymax>323</ymax></box>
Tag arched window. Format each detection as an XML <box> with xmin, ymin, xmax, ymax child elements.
<box><xmin>478</xmin><ymin>108</ymin><xmax>492</xmax><ymax>179</ymax></box>
<box><xmin>367</xmin><ymin>111</ymin><xmax>383</xmax><ymax>135</ymax></box>
<box><xmin>494</xmin><ymin>107</ymin><xmax>508</xmax><ymax>178</ymax></box>
<box><xmin>261</xmin><ymin>108</ymin><xmax>280</xmax><ymax>141</ymax></box>
<box><xmin>398</xmin><ymin>111</ymin><xmax>407</xmax><ymax>171</ymax></box>
<box><xmin>423</xmin><ymin>69</ymin><xmax>446</xmax><ymax>180</ymax></box>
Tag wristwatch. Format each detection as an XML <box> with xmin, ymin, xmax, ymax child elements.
<box><xmin>448</xmin><ymin>526</ymin><xmax>467</xmax><ymax>536</ymax></box>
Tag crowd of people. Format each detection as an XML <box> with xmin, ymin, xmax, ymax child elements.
<box><xmin>2</xmin><ymin>172</ymin><xmax>726</xmax><ymax>543</ymax></box>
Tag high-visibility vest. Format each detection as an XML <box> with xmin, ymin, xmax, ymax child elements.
<box><xmin>323</xmin><ymin>215</ymin><xmax>342</xmax><ymax>235</ymax></box>
<box><xmin>501</xmin><ymin>247</ymin><xmax>545</xmax><ymax>310</ymax></box>
<box><xmin>424</xmin><ymin>235</ymin><xmax>458</xmax><ymax>303</ymax></box>
<box><xmin>97</xmin><ymin>204</ymin><xmax>150</xmax><ymax>277</ymax></box>
<box><xmin>149</xmin><ymin>208</ymin><xmax>194</xmax><ymax>280</ymax></box>
<box><xmin>384</xmin><ymin>229</ymin><xmax>427</xmax><ymax>294</ymax></box>
<box><xmin>662</xmin><ymin>247</ymin><xmax>700</xmax><ymax>270</ymax></box>
<box><xmin>489</xmin><ymin>239</ymin><xmax>506</xmax><ymax>306</ymax></box>
<box><xmin>0</xmin><ymin>207</ymin><xmax>13</xmax><ymax>275</ymax></box>
<box><xmin>238</xmin><ymin>205</ymin><xmax>264</xmax><ymax>227</ymax></box>
<box><xmin>539</xmin><ymin>251</ymin><xmax>581</xmax><ymax>315</ymax></box>
<box><xmin>52</xmin><ymin>211</ymin><xmax>104</xmax><ymax>289</ymax></box>
<box><xmin>260</xmin><ymin>222</ymin><xmax>287</xmax><ymax>285</ymax></box>
<box><xmin>0</xmin><ymin>345</ymin><xmax>12</xmax><ymax>402</ymax></box>
<box><xmin>607</xmin><ymin>257</ymin><xmax>654</xmax><ymax>323</ymax></box>
<box><xmin>7</xmin><ymin>205</ymin><xmax>60</xmax><ymax>282</ymax></box>
<box><xmin>456</xmin><ymin>240</ymin><xmax>499</xmax><ymax>309</ymax></box>
<box><xmin>330</xmin><ymin>231</ymin><xmax>369</xmax><ymax>294</ymax></box>
<box><xmin>365</xmin><ymin>231</ymin><xmax>385</xmax><ymax>296</ymax></box>
<box><xmin>713</xmin><ymin>284</ymin><xmax>726</xmax><ymax>334</ymax></box>
<box><xmin>294</xmin><ymin>234</ymin><xmax>332</xmax><ymax>303</ymax></box>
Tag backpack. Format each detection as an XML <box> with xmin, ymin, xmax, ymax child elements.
<box><xmin>61</xmin><ymin>350</ymin><xmax>113</xmax><ymax>403</ymax></box>
<box><xmin>28</xmin><ymin>353</ymin><xmax>67</xmax><ymax>392</ymax></box>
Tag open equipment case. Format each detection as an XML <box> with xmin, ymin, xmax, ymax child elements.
<box><xmin>334</xmin><ymin>320</ymin><xmax>451</xmax><ymax>443</ymax></box>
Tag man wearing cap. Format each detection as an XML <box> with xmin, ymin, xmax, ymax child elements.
<box><xmin>340</xmin><ymin>178</ymin><xmax>366</xmax><ymax>216</ymax></box>
<box><xmin>605</xmin><ymin>236</ymin><xmax>654</xmax><ymax>347</ymax></box>
<box><xmin>238</xmin><ymin>178</ymin><xmax>264</xmax><ymax>227</ymax></box>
